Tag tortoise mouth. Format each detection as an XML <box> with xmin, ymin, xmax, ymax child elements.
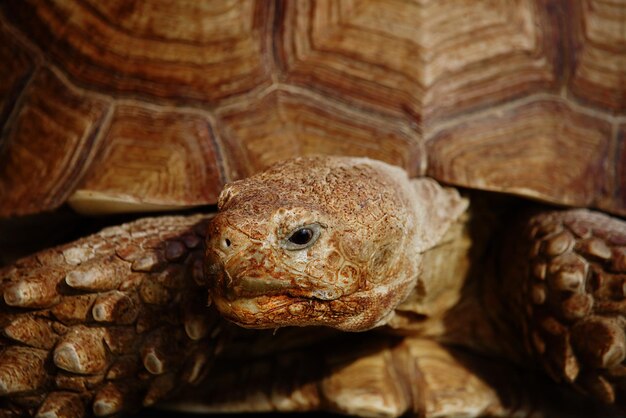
<box><xmin>209</xmin><ymin>262</ymin><xmax>351</xmax><ymax>329</ymax></box>
<box><xmin>206</xmin><ymin>245</ymin><xmax>355</xmax><ymax>329</ymax></box>
<box><xmin>213</xmin><ymin>293</ymin><xmax>297</xmax><ymax>327</ymax></box>
<box><xmin>213</xmin><ymin>292</ymin><xmax>347</xmax><ymax>330</ymax></box>
<box><xmin>213</xmin><ymin>288</ymin><xmax>383</xmax><ymax>332</ymax></box>
<box><xmin>207</xmin><ymin>252</ymin><xmax>387</xmax><ymax>331</ymax></box>
<box><xmin>219</xmin><ymin>271</ymin><xmax>344</xmax><ymax>302</ymax></box>
<box><xmin>225</xmin><ymin>275</ymin><xmax>293</xmax><ymax>299</ymax></box>
<box><xmin>207</xmin><ymin>248</ymin><xmax>345</xmax><ymax>302</ymax></box>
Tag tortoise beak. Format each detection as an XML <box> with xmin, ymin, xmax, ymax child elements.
<box><xmin>209</xmin><ymin>249</ymin><xmax>308</xmax><ymax>302</ymax></box>
<box><xmin>208</xmin><ymin>257</ymin><xmax>294</xmax><ymax>301</ymax></box>
<box><xmin>225</xmin><ymin>274</ymin><xmax>293</xmax><ymax>299</ymax></box>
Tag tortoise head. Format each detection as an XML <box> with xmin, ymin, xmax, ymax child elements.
<box><xmin>206</xmin><ymin>156</ymin><xmax>467</xmax><ymax>331</ymax></box>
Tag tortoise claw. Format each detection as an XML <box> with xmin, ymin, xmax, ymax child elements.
<box><xmin>35</xmin><ymin>392</ymin><xmax>84</xmax><ymax>418</ymax></box>
<box><xmin>0</xmin><ymin>348</ymin><xmax>48</xmax><ymax>396</ymax></box>
<box><xmin>179</xmin><ymin>333</ymin><xmax>603</xmax><ymax>417</ymax></box>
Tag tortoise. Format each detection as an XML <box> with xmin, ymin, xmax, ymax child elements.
<box><xmin>0</xmin><ymin>0</ymin><xmax>625</xmax><ymax>417</ymax></box>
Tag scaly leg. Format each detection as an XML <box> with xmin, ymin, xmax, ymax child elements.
<box><xmin>169</xmin><ymin>333</ymin><xmax>612</xmax><ymax>417</ymax></box>
<box><xmin>501</xmin><ymin>209</ymin><xmax>626</xmax><ymax>410</ymax></box>
<box><xmin>0</xmin><ymin>214</ymin><xmax>226</xmax><ymax>417</ymax></box>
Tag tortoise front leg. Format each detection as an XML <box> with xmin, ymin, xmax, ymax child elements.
<box><xmin>501</xmin><ymin>209</ymin><xmax>626</xmax><ymax>410</ymax></box>
<box><xmin>171</xmin><ymin>334</ymin><xmax>604</xmax><ymax>417</ymax></box>
<box><xmin>0</xmin><ymin>215</ymin><xmax>224</xmax><ymax>417</ymax></box>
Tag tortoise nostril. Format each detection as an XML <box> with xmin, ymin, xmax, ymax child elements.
<box><xmin>225</xmin><ymin>238</ymin><xmax>231</xmax><ymax>247</ymax></box>
<box><xmin>221</xmin><ymin>238</ymin><xmax>231</xmax><ymax>250</ymax></box>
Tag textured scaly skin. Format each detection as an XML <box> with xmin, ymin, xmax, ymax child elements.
<box><xmin>501</xmin><ymin>210</ymin><xmax>626</xmax><ymax>406</ymax></box>
<box><xmin>0</xmin><ymin>215</ymin><xmax>227</xmax><ymax>417</ymax></box>
<box><xmin>207</xmin><ymin>157</ymin><xmax>468</xmax><ymax>332</ymax></box>
<box><xmin>172</xmin><ymin>332</ymin><xmax>597</xmax><ymax>418</ymax></box>
<box><xmin>207</xmin><ymin>157</ymin><xmax>626</xmax><ymax>413</ymax></box>
<box><xmin>1</xmin><ymin>157</ymin><xmax>626</xmax><ymax>417</ymax></box>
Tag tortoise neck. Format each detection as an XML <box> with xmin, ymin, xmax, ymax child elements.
<box><xmin>385</xmin><ymin>202</ymin><xmax>524</xmax><ymax>362</ymax></box>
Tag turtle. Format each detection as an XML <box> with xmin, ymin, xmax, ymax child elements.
<box><xmin>0</xmin><ymin>0</ymin><xmax>625</xmax><ymax>417</ymax></box>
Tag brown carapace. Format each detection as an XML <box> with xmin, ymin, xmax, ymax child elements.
<box><xmin>0</xmin><ymin>1</ymin><xmax>624</xmax><ymax>218</ymax></box>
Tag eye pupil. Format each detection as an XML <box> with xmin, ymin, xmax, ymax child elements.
<box><xmin>289</xmin><ymin>228</ymin><xmax>313</xmax><ymax>245</ymax></box>
<box><xmin>283</xmin><ymin>223</ymin><xmax>322</xmax><ymax>250</ymax></box>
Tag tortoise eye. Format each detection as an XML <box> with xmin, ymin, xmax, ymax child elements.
<box><xmin>283</xmin><ymin>224</ymin><xmax>322</xmax><ymax>250</ymax></box>
<box><xmin>289</xmin><ymin>228</ymin><xmax>313</xmax><ymax>245</ymax></box>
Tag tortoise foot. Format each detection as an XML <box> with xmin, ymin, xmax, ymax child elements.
<box><xmin>0</xmin><ymin>215</ymin><xmax>222</xmax><ymax>417</ymax></box>
<box><xmin>175</xmin><ymin>333</ymin><xmax>612</xmax><ymax>418</ymax></box>
<box><xmin>515</xmin><ymin>209</ymin><xmax>626</xmax><ymax>407</ymax></box>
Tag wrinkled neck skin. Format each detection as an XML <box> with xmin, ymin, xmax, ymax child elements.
<box><xmin>206</xmin><ymin>157</ymin><xmax>468</xmax><ymax>332</ymax></box>
<box><xmin>386</xmin><ymin>200</ymin><xmax>527</xmax><ymax>362</ymax></box>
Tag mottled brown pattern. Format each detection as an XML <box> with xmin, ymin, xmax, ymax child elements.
<box><xmin>207</xmin><ymin>157</ymin><xmax>466</xmax><ymax>331</ymax></box>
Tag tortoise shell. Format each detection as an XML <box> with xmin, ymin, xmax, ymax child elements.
<box><xmin>0</xmin><ymin>0</ymin><xmax>624</xmax><ymax>216</ymax></box>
